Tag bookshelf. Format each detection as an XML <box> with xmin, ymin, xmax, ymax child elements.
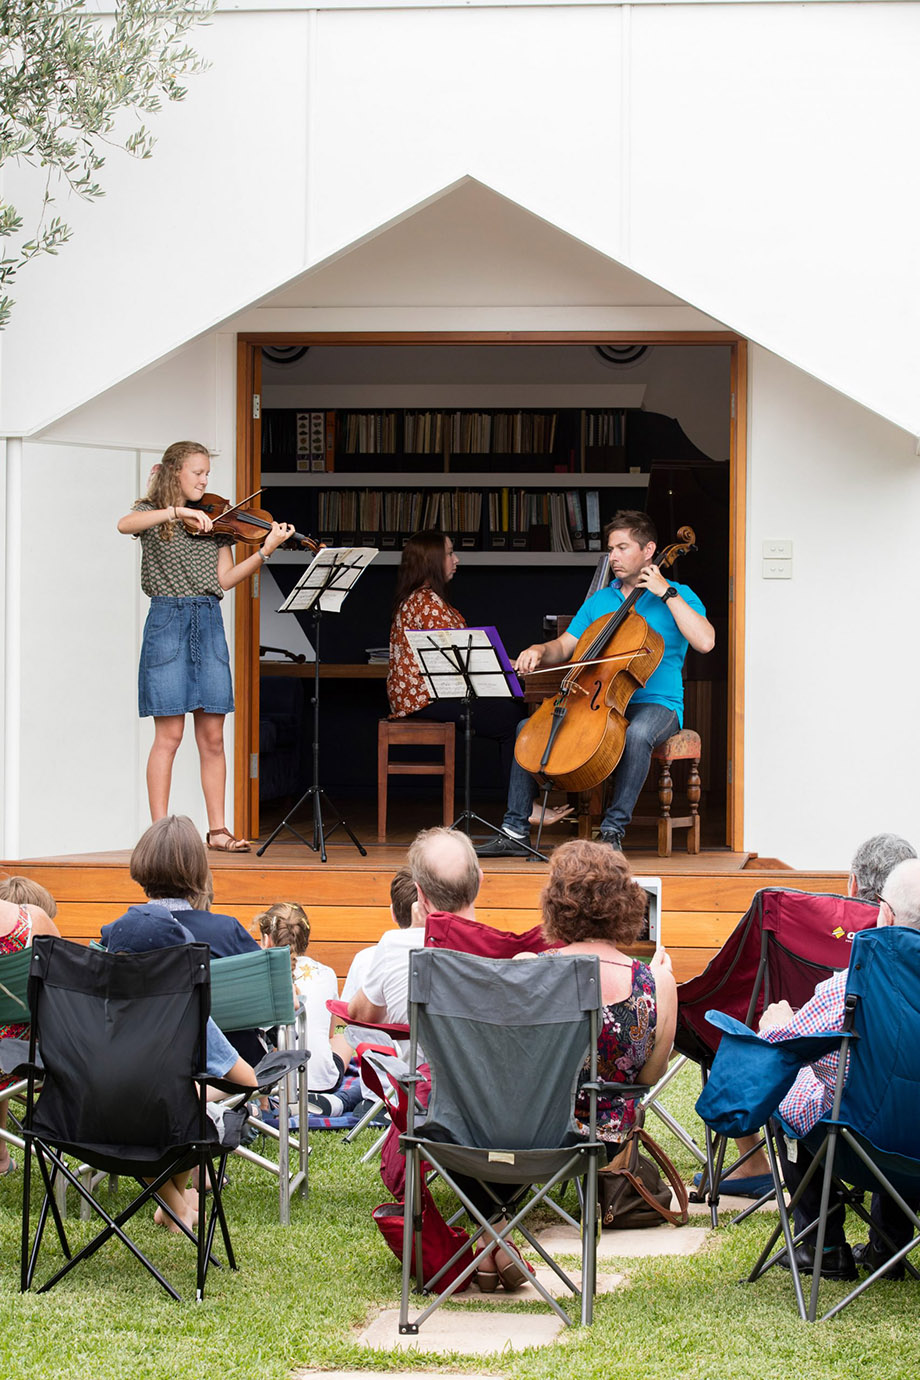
<box><xmin>261</xmin><ymin>405</ymin><xmax>651</xmax><ymax>558</ymax></box>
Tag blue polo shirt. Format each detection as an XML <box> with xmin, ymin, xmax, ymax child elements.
<box><xmin>565</xmin><ymin>580</ymin><xmax>705</xmax><ymax>726</ymax></box>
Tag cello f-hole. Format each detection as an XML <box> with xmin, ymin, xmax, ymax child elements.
<box><xmin>590</xmin><ymin>681</ymin><xmax>603</xmax><ymax>711</ymax></box>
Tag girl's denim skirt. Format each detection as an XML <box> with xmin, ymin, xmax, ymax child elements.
<box><xmin>138</xmin><ymin>595</ymin><xmax>234</xmax><ymax>718</ymax></box>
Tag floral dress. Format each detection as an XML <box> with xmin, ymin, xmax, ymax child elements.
<box><xmin>0</xmin><ymin>906</ymin><xmax>31</xmax><ymax>1092</ymax></box>
<box><xmin>387</xmin><ymin>586</ymin><xmax>466</xmax><ymax>717</ymax></box>
<box><xmin>572</xmin><ymin>959</ymin><xmax>658</xmax><ymax>1142</ymax></box>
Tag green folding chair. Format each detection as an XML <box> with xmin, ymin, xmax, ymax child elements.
<box><xmin>0</xmin><ymin>946</ymin><xmax>33</xmax><ymax>1166</ymax></box>
<box><xmin>210</xmin><ymin>946</ymin><xmax>309</xmax><ymax>1225</ymax></box>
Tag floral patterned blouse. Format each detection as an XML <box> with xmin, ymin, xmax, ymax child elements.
<box><xmin>0</xmin><ymin>906</ymin><xmax>31</xmax><ymax>1092</ymax></box>
<box><xmin>387</xmin><ymin>586</ymin><xmax>466</xmax><ymax>717</ymax></box>
<box><xmin>544</xmin><ymin>952</ymin><xmax>658</xmax><ymax>1142</ymax></box>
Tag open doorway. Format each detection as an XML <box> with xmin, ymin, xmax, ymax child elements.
<box><xmin>236</xmin><ymin>333</ymin><xmax>746</xmax><ymax>851</ymax></box>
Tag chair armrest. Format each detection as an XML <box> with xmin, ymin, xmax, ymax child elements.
<box><xmin>327</xmin><ymin>998</ymin><xmax>410</xmax><ymax>1041</ymax></box>
<box><xmin>592</xmin><ymin>1081</ymin><xmax>649</xmax><ymax>1101</ymax></box>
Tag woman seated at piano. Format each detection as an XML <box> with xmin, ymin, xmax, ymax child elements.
<box><xmin>387</xmin><ymin>530</ymin><xmax>466</xmax><ymax>722</ymax></box>
<box><xmin>386</xmin><ymin>531</ymin><xmax>565</xmax><ymax>812</ymax></box>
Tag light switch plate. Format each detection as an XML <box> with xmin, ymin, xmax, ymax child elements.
<box><xmin>762</xmin><ymin>559</ymin><xmax>793</xmax><ymax>579</ymax></box>
<box><xmin>762</xmin><ymin>539</ymin><xmax>793</xmax><ymax>558</ymax></box>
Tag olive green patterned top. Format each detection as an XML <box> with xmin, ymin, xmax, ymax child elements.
<box><xmin>134</xmin><ymin>502</ymin><xmax>235</xmax><ymax>598</ymax></box>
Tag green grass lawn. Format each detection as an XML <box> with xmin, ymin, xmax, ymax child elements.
<box><xmin>1</xmin><ymin>1064</ymin><xmax>917</xmax><ymax>1380</ymax></box>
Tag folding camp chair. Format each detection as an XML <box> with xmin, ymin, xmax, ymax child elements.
<box><xmin>399</xmin><ymin>948</ymin><xmax>621</xmax><ymax>1330</ymax></box>
<box><xmin>19</xmin><ymin>936</ymin><xmax>252</xmax><ymax>1301</ymax></box>
<box><xmin>699</xmin><ymin>926</ymin><xmax>920</xmax><ymax>1321</ymax></box>
<box><xmin>209</xmin><ymin>946</ymin><xmax>309</xmax><ymax>1225</ymax></box>
<box><xmin>674</xmin><ymin>887</ymin><xmax>877</xmax><ymax>1223</ymax></box>
<box><xmin>0</xmin><ymin>946</ymin><xmax>32</xmax><ymax>1167</ymax></box>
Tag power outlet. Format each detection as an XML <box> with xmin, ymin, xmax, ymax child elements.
<box><xmin>762</xmin><ymin>559</ymin><xmax>793</xmax><ymax>579</ymax></box>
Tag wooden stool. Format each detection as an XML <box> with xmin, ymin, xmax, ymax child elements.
<box><xmin>632</xmin><ymin>728</ymin><xmax>702</xmax><ymax>857</ymax></box>
<box><xmin>377</xmin><ymin>718</ymin><xmax>456</xmax><ymax>843</ymax></box>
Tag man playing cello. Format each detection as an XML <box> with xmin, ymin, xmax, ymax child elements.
<box><xmin>476</xmin><ymin>510</ymin><xmax>715</xmax><ymax>858</ymax></box>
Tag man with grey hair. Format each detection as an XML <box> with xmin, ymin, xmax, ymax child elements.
<box><xmin>848</xmin><ymin>832</ymin><xmax>917</xmax><ymax>903</ymax></box>
<box><xmin>347</xmin><ymin>828</ymin><xmax>482</xmax><ymax>1028</ymax></box>
<box><xmin>759</xmin><ymin>856</ymin><xmax>920</xmax><ymax>1280</ymax></box>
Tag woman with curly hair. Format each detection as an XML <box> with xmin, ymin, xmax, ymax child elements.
<box><xmin>540</xmin><ymin>838</ymin><xmax>677</xmax><ymax>1143</ymax></box>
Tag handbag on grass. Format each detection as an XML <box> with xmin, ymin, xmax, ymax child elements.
<box><xmin>373</xmin><ymin>1181</ymin><xmax>476</xmax><ymax>1292</ymax></box>
<box><xmin>598</xmin><ymin>1121</ymin><xmax>690</xmax><ymax>1229</ymax></box>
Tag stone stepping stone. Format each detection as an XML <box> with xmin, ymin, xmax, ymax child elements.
<box><xmin>295</xmin><ymin>1372</ymin><xmax>497</xmax><ymax>1379</ymax></box>
<box><xmin>537</xmin><ymin>1222</ymin><xmax>709</xmax><ymax>1258</ymax></box>
<box><xmin>355</xmin><ymin>1307</ymin><xmax>566</xmax><ymax>1355</ymax></box>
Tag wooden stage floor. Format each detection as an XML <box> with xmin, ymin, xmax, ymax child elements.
<box><xmin>3</xmin><ymin>810</ymin><xmax>849</xmax><ymax>984</ymax></box>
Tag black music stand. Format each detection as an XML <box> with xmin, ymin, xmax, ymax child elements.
<box><xmin>406</xmin><ymin>626</ymin><xmax>546</xmax><ymax>862</ymax></box>
<box><xmin>258</xmin><ymin>547</ymin><xmax>377</xmax><ymax>863</ymax></box>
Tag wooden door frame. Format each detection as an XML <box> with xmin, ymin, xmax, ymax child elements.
<box><xmin>235</xmin><ymin>330</ymin><xmax>747</xmax><ymax>849</ymax></box>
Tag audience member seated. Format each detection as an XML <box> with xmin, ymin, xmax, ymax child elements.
<box><xmin>706</xmin><ymin>829</ymin><xmax>919</xmax><ymax>1199</ymax></box>
<box><xmin>847</xmin><ymin>831</ymin><xmax>916</xmax><ymax>902</ymax></box>
<box><xmin>0</xmin><ymin>874</ymin><xmax>59</xmax><ymax>919</ymax></box>
<box><xmin>346</xmin><ymin>827</ymin><xmax>481</xmax><ymax>1033</ymax></box>
<box><xmin>256</xmin><ymin>901</ymin><xmax>360</xmax><ymax>1118</ymax></box>
<box><xmin>537</xmin><ymin>838</ymin><xmax>676</xmax><ymax>1142</ymax></box>
<box><xmin>101</xmin><ymin>904</ymin><xmax>258</xmax><ymax>1232</ymax></box>
<box><xmin>455</xmin><ymin>837</ymin><xmax>676</xmax><ymax>1290</ymax></box>
<box><xmin>342</xmin><ymin>865</ymin><xmax>418</xmax><ymax>1105</ymax></box>
<box><xmin>0</xmin><ymin>895</ymin><xmax>60</xmax><ymax>1177</ymax></box>
<box><xmin>759</xmin><ymin>857</ymin><xmax>920</xmax><ymax>1281</ymax></box>
<box><xmin>109</xmin><ymin>815</ymin><xmax>264</xmax><ymax>1066</ymax></box>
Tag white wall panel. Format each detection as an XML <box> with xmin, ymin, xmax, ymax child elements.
<box><xmin>5</xmin><ymin>4</ymin><xmax>919</xmax><ymax>437</ymax></box>
<box><xmin>309</xmin><ymin>8</ymin><xmax>623</xmax><ymax>268</ymax></box>
<box><xmin>629</xmin><ymin>3</ymin><xmax>920</xmax><ymax>433</ymax></box>
<box><xmin>0</xmin><ymin>14</ymin><xmax>311</xmax><ymax>435</ymax></box>
<box><xmin>17</xmin><ymin>444</ymin><xmax>146</xmax><ymax>853</ymax></box>
<box><xmin>744</xmin><ymin>346</ymin><xmax>920</xmax><ymax>869</ymax></box>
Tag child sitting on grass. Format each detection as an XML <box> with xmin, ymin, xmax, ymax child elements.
<box><xmin>256</xmin><ymin>902</ymin><xmax>361</xmax><ymax>1118</ymax></box>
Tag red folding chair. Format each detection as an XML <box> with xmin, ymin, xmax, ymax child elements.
<box><xmin>672</xmin><ymin>887</ymin><xmax>878</xmax><ymax>1223</ymax></box>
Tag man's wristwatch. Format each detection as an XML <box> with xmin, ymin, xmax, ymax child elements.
<box><xmin>661</xmin><ymin>585</ymin><xmax>678</xmax><ymax>603</ymax></box>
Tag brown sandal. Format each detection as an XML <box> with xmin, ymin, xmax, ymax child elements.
<box><xmin>206</xmin><ymin>828</ymin><xmax>251</xmax><ymax>854</ymax></box>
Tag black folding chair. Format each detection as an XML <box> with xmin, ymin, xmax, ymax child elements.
<box><xmin>19</xmin><ymin>937</ymin><xmax>254</xmax><ymax>1301</ymax></box>
<box><xmin>399</xmin><ymin>949</ymin><xmax>615</xmax><ymax>1330</ymax></box>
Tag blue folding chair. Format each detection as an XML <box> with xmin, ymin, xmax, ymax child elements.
<box><xmin>697</xmin><ymin>926</ymin><xmax>920</xmax><ymax>1322</ymax></box>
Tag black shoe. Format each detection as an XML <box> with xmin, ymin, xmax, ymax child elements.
<box><xmin>853</xmin><ymin>1241</ymin><xmax>906</xmax><ymax>1280</ymax></box>
<box><xmin>475</xmin><ymin>833</ymin><xmax>532</xmax><ymax>859</ymax></box>
<box><xmin>778</xmin><ymin>1242</ymin><xmax>857</xmax><ymax>1280</ymax></box>
<box><xmin>599</xmin><ymin>830</ymin><xmax>625</xmax><ymax>851</ymax></box>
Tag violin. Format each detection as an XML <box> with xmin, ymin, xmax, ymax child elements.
<box><xmin>183</xmin><ymin>490</ymin><xmax>320</xmax><ymax>552</ymax></box>
<box><xmin>513</xmin><ymin>526</ymin><xmax>697</xmax><ymax>793</ymax></box>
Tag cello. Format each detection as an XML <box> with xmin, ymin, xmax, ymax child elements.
<box><xmin>513</xmin><ymin>526</ymin><xmax>697</xmax><ymax>793</ymax></box>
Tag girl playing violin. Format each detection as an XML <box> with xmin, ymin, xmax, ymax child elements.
<box><xmin>118</xmin><ymin>440</ymin><xmax>294</xmax><ymax>851</ymax></box>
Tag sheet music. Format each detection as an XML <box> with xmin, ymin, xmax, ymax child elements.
<box><xmin>405</xmin><ymin>627</ymin><xmax>520</xmax><ymax>700</ymax></box>
<box><xmin>278</xmin><ymin>546</ymin><xmax>378</xmax><ymax>614</ymax></box>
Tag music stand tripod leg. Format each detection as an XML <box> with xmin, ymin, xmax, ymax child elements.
<box><xmin>257</xmin><ymin>609</ymin><xmax>366</xmax><ymax>861</ymax></box>
<box><xmin>449</xmin><ymin>697</ymin><xmax>547</xmax><ymax>863</ymax></box>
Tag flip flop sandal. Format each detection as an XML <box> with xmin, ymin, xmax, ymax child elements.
<box><xmin>0</xmin><ymin>1157</ymin><xmax>17</xmax><ymax>1177</ymax></box>
<box><xmin>206</xmin><ymin>828</ymin><xmax>252</xmax><ymax>853</ymax></box>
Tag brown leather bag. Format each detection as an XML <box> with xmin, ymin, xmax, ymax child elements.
<box><xmin>598</xmin><ymin>1122</ymin><xmax>690</xmax><ymax>1229</ymax></box>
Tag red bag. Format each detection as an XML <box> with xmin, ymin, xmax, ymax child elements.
<box><xmin>373</xmin><ymin>1182</ymin><xmax>476</xmax><ymax>1292</ymax></box>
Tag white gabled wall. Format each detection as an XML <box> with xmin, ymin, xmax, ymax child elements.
<box><xmin>3</xmin><ymin>3</ymin><xmax>919</xmax><ymax>437</ymax></box>
<box><xmin>744</xmin><ymin>346</ymin><xmax>920</xmax><ymax>870</ymax></box>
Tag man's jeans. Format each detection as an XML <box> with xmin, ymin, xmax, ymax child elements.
<box><xmin>502</xmin><ymin>700</ymin><xmax>680</xmax><ymax>838</ymax></box>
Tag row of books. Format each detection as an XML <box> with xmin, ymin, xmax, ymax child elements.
<box><xmin>585</xmin><ymin>410</ymin><xmax>629</xmax><ymax>447</ymax></box>
<box><xmin>263</xmin><ymin>407</ymin><xmax>634</xmax><ymax>470</ymax></box>
<box><xmin>314</xmin><ymin>488</ymin><xmax>603</xmax><ymax>551</ymax></box>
